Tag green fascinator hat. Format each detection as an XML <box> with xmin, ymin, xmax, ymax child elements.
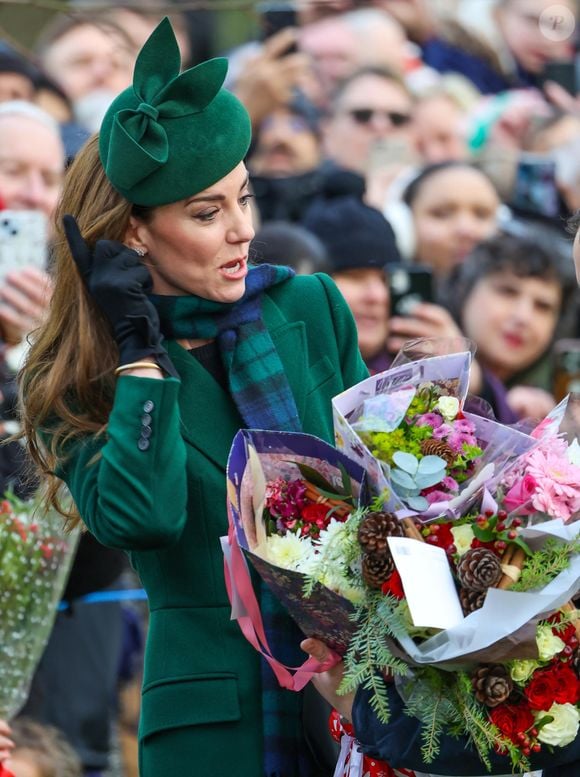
<box><xmin>99</xmin><ymin>17</ymin><xmax>252</xmax><ymax>206</ymax></box>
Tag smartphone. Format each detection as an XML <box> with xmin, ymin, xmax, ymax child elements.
<box><xmin>542</xmin><ymin>59</ymin><xmax>578</xmax><ymax>96</ymax></box>
<box><xmin>387</xmin><ymin>263</ymin><xmax>433</xmax><ymax>317</ymax></box>
<box><xmin>257</xmin><ymin>2</ymin><xmax>298</xmax><ymax>54</ymax></box>
<box><xmin>510</xmin><ymin>153</ymin><xmax>561</xmax><ymax>219</ymax></box>
<box><xmin>0</xmin><ymin>210</ymin><xmax>47</xmax><ymax>285</ymax></box>
<box><xmin>553</xmin><ymin>339</ymin><xmax>580</xmax><ymax>402</ymax></box>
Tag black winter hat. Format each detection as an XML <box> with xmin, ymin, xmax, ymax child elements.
<box><xmin>301</xmin><ymin>169</ymin><xmax>401</xmax><ymax>273</ymax></box>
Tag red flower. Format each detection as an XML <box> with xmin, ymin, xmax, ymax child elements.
<box><xmin>523</xmin><ymin>665</ymin><xmax>575</xmax><ymax>710</ymax></box>
<box><xmin>549</xmin><ymin>663</ymin><xmax>580</xmax><ymax>705</ymax></box>
<box><xmin>553</xmin><ymin>622</ymin><xmax>576</xmax><ymax>644</ymax></box>
<box><xmin>381</xmin><ymin>570</ymin><xmax>404</xmax><ymax>600</ymax></box>
<box><xmin>301</xmin><ymin>503</ymin><xmax>330</xmax><ymax>526</ymax></box>
<box><xmin>489</xmin><ymin>702</ymin><xmax>534</xmax><ymax>743</ymax></box>
<box><xmin>424</xmin><ymin>521</ymin><xmax>454</xmax><ymax>551</ymax></box>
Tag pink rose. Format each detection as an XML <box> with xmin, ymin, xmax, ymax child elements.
<box><xmin>503</xmin><ymin>475</ymin><xmax>537</xmax><ymax>514</ymax></box>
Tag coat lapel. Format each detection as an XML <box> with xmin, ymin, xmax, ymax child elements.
<box><xmin>166</xmin><ymin>293</ymin><xmax>308</xmax><ymax>470</ymax></box>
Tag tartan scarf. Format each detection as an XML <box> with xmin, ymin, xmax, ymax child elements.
<box><xmin>151</xmin><ymin>263</ymin><xmax>301</xmax><ymax>433</ymax></box>
<box><xmin>151</xmin><ymin>264</ymin><xmax>319</xmax><ymax>777</ymax></box>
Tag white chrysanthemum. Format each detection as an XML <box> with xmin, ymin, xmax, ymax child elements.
<box><xmin>264</xmin><ymin>534</ymin><xmax>311</xmax><ymax>570</ymax></box>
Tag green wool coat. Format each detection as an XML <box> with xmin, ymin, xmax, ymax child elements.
<box><xmin>58</xmin><ymin>274</ymin><xmax>368</xmax><ymax>777</ymax></box>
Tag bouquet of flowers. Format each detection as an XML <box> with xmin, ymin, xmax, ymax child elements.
<box><xmin>225</xmin><ymin>429</ymin><xmax>370</xmax><ymax>656</ymax></box>
<box><xmin>0</xmin><ymin>492</ymin><xmax>79</xmax><ymax>719</ymax></box>
<box><xmin>224</xmin><ymin>350</ymin><xmax>580</xmax><ymax>774</ymax></box>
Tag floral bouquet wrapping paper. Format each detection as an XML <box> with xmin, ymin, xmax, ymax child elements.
<box><xmin>224</xmin><ymin>429</ymin><xmax>370</xmax><ymax>655</ymax></box>
<box><xmin>0</xmin><ymin>492</ymin><xmax>79</xmax><ymax>719</ymax></box>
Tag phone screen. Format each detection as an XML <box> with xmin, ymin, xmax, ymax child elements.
<box><xmin>510</xmin><ymin>153</ymin><xmax>560</xmax><ymax>219</ymax></box>
<box><xmin>0</xmin><ymin>210</ymin><xmax>47</xmax><ymax>285</ymax></box>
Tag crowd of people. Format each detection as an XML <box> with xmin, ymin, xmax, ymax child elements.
<box><xmin>0</xmin><ymin>1</ymin><xmax>577</xmax><ymax>776</ymax></box>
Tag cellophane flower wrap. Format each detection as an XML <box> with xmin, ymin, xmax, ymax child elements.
<box><xmin>0</xmin><ymin>492</ymin><xmax>79</xmax><ymax>719</ymax></box>
<box><xmin>326</xmin><ymin>356</ymin><xmax>580</xmax><ymax>773</ymax></box>
<box><xmin>225</xmin><ymin>429</ymin><xmax>369</xmax><ymax>654</ymax></box>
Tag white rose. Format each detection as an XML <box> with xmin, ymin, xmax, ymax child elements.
<box><xmin>536</xmin><ymin>703</ymin><xmax>580</xmax><ymax>747</ymax></box>
<box><xmin>451</xmin><ymin>524</ymin><xmax>475</xmax><ymax>556</ymax></box>
<box><xmin>437</xmin><ymin>396</ymin><xmax>460</xmax><ymax>421</ymax></box>
<box><xmin>509</xmin><ymin>659</ymin><xmax>540</xmax><ymax>684</ymax></box>
<box><xmin>536</xmin><ymin>624</ymin><xmax>566</xmax><ymax>661</ymax></box>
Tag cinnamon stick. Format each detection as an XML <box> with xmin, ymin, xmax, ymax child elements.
<box><xmin>401</xmin><ymin>517</ymin><xmax>425</xmax><ymax>542</ymax></box>
<box><xmin>498</xmin><ymin>546</ymin><xmax>526</xmax><ymax>589</ymax></box>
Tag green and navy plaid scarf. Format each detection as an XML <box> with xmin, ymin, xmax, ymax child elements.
<box><xmin>151</xmin><ymin>264</ymin><xmax>319</xmax><ymax>777</ymax></box>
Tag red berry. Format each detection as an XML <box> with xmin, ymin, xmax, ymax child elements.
<box><xmin>430</xmin><ymin>524</ymin><xmax>440</xmax><ymax>533</ymax></box>
<box><xmin>522</xmin><ymin>747</ymin><xmax>531</xmax><ymax>756</ymax></box>
<box><xmin>485</xmin><ymin>509</ymin><xmax>494</xmax><ymax>517</ymax></box>
<box><xmin>530</xmin><ymin>728</ymin><xmax>538</xmax><ymax>737</ymax></box>
<box><xmin>532</xmin><ymin>743</ymin><xmax>541</xmax><ymax>753</ymax></box>
<box><xmin>447</xmin><ymin>544</ymin><xmax>457</xmax><ymax>555</ymax></box>
<box><xmin>498</xmin><ymin>510</ymin><xmax>507</xmax><ymax>519</ymax></box>
<box><xmin>569</xmin><ymin>635</ymin><xmax>578</xmax><ymax>648</ymax></box>
<box><xmin>495</xmin><ymin>540</ymin><xmax>507</xmax><ymax>551</ymax></box>
<box><xmin>512</xmin><ymin>518</ymin><xmax>522</xmax><ymax>528</ymax></box>
<box><xmin>496</xmin><ymin>522</ymin><xmax>506</xmax><ymax>532</ymax></box>
<box><xmin>426</xmin><ymin>534</ymin><xmax>438</xmax><ymax>544</ymax></box>
<box><xmin>508</xmin><ymin>530</ymin><xmax>517</xmax><ymax>540</ymax></box>
<box><xmin>563</xmin><ymin>645</ymin><xmax>573</xmax><ymax>656</ymax></box>
<box><xmin>516</xmin><ymin>732</ymin><xmax>526</xmax><ymax>742</ymax></box>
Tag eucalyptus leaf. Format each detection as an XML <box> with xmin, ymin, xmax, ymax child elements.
<box><xmin>392</xmin><ymin>451</ymin><xmax>419</xmax><ymax>475</ymax></box>
<box><xmin>407</xmin><ymin>495</ymin><xmax>429</xmax><ymax>510</ymax></box>
<box><xmin>418</xmin><ymin>455</ymin><xmax>447</xmax><ymax>475</ymax></box>
<box><xmin>415</xmin><ymin>471</ymin><xmax>446</xmax><ymax>490</ymax></box>
<box><xmin>391</xmin><ymin>469</ymin><xmax>417</xmax><ymax>490</ymax></box>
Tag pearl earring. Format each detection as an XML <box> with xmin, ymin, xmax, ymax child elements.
<box><xmin>134</xmin><ymin>246</ymin><xmax>147</xmax><ymax>257</ymax></box>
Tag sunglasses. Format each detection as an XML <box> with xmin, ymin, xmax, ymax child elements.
<box><xmin>347</xmin><ymin>108</ymin><xmax>411</xmax><ymax>127</ymax></box>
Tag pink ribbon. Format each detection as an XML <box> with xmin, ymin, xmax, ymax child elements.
<box><xmin>222</xmin><ymin>515</ymin><xmax>341</xmax><ymax>691</ymax></box>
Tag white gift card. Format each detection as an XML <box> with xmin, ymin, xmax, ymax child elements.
<box><xmin>388</xmin><ymin>537</ymin><xmax>464</xmax><ymax>629</ymax></box>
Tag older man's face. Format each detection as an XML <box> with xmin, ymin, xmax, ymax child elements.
<box><xmin>0</xmin><ymin>115</ymin><xmax>64</xmax><ymax>219</ymax></box>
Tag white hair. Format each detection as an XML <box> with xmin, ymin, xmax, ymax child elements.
<box><xmin>0</xmin><ymin>100</ymin><xmax>61</xmax><ymax>137</ymax></box>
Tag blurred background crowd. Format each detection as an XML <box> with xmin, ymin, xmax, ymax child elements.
<box><xmin>0</xmin><ymin>1</ymin><xmax>577</xmax><ymax>775</ymax></box>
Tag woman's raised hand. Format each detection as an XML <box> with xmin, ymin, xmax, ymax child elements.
<box><xmin>63</xmin><ymin>215</ymin><xmax>178</xmax><ymax>377</ymax></box>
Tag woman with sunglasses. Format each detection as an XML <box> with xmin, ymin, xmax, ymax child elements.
<box><xmin>17</xmin><ymin>18</ymin><xmax>368</xmax><ymax>777</ymax></box>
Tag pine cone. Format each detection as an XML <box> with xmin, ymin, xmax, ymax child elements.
<box><xmin>472</xmin><ymin>665</ymin><xmax>513</xmax><ymax>707</ymax></box>
<box><xmin>362</xmin><ymin>553</ymin><xmax>395</xmax><ymax>589</ymax></box>
<box><xmin>420</xmin><ymin>438</ymin><xmax>455</xmax><ymax>467</ymax></box>
<box><xmin>459</xmin><ymin>587</ymin><xmax>486</xmax><ymax>615</ymax></box>
<box><xmin>457</xmin><ymin>548</ymin><xmax>502</xmax><ymax>591</ymax></box>
<box><xmin>358</xmin><ymin>511</ymin><xmax>404</xmax><ymax>557</ymax></box>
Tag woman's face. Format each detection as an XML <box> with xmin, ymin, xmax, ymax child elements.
<box><xmin>130</xmin><ymin>162</ymin><xmax>255</xmax><ymax>302</ymax></box>
<box><xmin>461</xmin><ymin>270</ymin><xmax>562</xmax><ymax>380</ymax></box>
<box><xmin>332</xmin><ymin>268</ymin><xmax>390</xmax><ymax>361</ymax></box>
<box><xmin>411</xmin><ymin>167</ymin><xmax>500</xmax><ymax>276</ymax></box>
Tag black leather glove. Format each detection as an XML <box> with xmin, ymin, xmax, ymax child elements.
<box><xmin>63</xmin><ymin>215</ymin><xmax>178</xmax><ymax>378</ymax></box>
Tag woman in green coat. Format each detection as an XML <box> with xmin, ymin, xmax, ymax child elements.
<box><xmin>18</xmin><ymin>18</ymin><xmax>367</xmax><ymax>777</ymax></box>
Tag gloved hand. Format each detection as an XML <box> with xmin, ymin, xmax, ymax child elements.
<box><xmin>63</xmin><ymin>214</ymin><xmax>178</xmax><ymax>378</ymax></box>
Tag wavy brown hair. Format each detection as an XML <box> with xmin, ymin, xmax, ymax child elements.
<box><xmin>18</xmin><ymin>135</ymin><xmax>137</xmax><ymax>519</ymax></box>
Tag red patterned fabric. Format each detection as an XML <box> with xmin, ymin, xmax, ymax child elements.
<box><xmin>328</xmin><ymin>709</ymin><xmax>416</xmax><ymax>777</ymax></box>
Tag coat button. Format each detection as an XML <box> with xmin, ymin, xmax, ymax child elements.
<box><xmin>137</xmin><ymin>438</ymin><xmax>150</xmax><ymax>451</ymax></box>
<box><xmin>141</xmin><ymin>413</ymin><xmax>152</xmax><ymax>426</ymax></box>
<box><xmin>143</xmin><ymin>400</ymin><xmax>155</xmax><ymax>413</ymax></box>
<box><xmin>140</xmin><ymin>425</ymin><xmax>152</xmax><ymax>439</ymax></box>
